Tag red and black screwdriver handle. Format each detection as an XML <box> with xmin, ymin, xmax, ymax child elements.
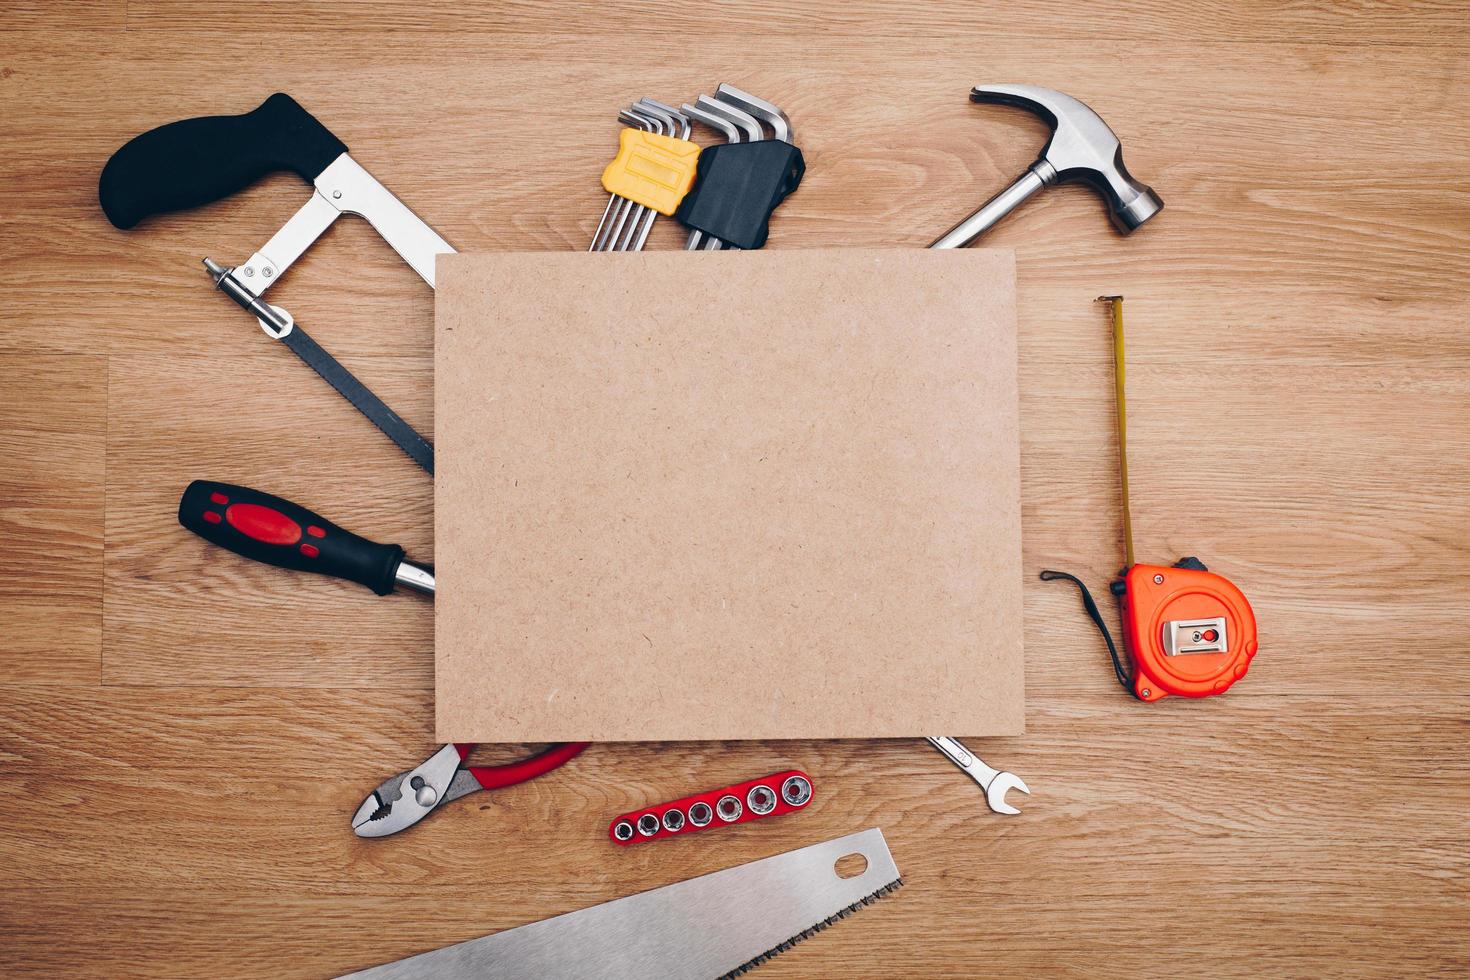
<box><xmin>179</xmin><ymin>480</ymin><xmax>431</xmax><ymax>597</ymax></box>
<box><xmin>99</xmin><ymin>93</ymin><xmax>347</xmax><ymax>230</ymax></box>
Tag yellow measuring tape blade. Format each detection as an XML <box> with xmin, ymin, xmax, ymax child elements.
<box><xmin>1099</xmin><ymin>296</ymin><xmax>1135</xmax><ymax>569</ymax></box>
<box><xmin>600</xmin><ymin>129</ymin><xmax>702</xmax><ymax>216</ymax></box>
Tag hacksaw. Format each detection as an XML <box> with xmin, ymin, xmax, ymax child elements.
<box><xmin>338</xmin><ymin>828</ymin><xmax>901</xmax><ymax>979</ymax></box>
<box><xmin>100</xmin><ymin>93</ymin><xmax>451</xmax><ymax>474</ymax></box>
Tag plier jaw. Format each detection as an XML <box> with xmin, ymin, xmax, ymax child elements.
<box><xmin>352</xmin><ymin>741</ymin><xmax>590</xmax><ymax>838</ymax></box>
<box><xmin>351</xmin><ymin>743</ymin><xmax>470</xmax><ymax>838</ymax></box>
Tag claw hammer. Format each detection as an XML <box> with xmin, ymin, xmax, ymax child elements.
<box><xmin>929</xmin><ymin>84</ymin><xmax>1162</xmax><ymax>248</ymax></box>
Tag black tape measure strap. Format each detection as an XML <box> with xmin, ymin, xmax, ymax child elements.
<box><xmin>277</xmin><ymin>323</ymin><xmax>435</xmax><ymax>475</ymax></box>
<box><xmin>1039</xmin><ymin>569</ymin><xmax>1139</xmax><ymax>699</ymax></box>
<box><xmin>675</xmin><ymin>140</ymin><xmax>805</xmax><ymax>250</ymax></box>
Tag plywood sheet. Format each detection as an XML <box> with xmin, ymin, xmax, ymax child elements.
<box><xmin>435</xmin><ymin>249</ymin><xmax>1022</xmax><ymax>741</ymax></box>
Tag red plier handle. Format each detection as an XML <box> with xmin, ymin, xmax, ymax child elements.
<box><xmin>457</xmin><ymin>741</ymin><xmax>590</xmax><ymax>789</ymax></box>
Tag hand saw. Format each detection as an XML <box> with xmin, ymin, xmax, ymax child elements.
<box><xmin>338</xmin><ymin>828</ymin><xmax>901</xmax><ymax>979</ymax></box>
<box><xmin>99</xmin><ymin>93</ymin><xmax>450</xmax><ymax>474</ymax></box>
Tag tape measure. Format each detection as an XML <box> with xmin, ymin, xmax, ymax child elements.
<box><xmin>1043</xmin><ymin>297</ymin><xmax>1258</xmax><ymax>701</ymax></box>
<box><xmin>1113</xmin><ymin>558</ymin><xmax>1257</xmax><ymax>700</ymax></box>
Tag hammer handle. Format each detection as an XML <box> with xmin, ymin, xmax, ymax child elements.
<box><xmin>930</xmin><ymin>168</ymin><xmax>1048</xmax><ymax>249</ymax></box>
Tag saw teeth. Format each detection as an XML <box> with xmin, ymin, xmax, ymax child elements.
<box><xmin>715</xmin><ymin>877</ymin><xmax>903</xmax><ymax>980</ymax></box>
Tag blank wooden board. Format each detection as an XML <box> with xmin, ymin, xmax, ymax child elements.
<box><xmin>435</xmin><ymin>249</ymin><xmax>1022</xmax><ymax>742</ymax></box>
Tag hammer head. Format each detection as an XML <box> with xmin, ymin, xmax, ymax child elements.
<box><xmin>973</xmin><ymin>85</ymin><xmax>1163</xmax><ymax>233</ymax></box>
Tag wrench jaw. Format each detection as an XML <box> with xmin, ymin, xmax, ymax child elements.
<box><xmin>984</xmin><ymin>772</ymin><xmax>1031</xmax><ymax>817</ymax></box>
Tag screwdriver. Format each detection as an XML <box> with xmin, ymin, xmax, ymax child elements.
<box><xmin>178</xmin><ymin>480</ymin><xmax>433</xmax><ymax>596</ymax></box>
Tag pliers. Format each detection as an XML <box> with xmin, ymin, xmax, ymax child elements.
<box><xmin>353</xmin><ymin>741</ymin><xmax>590</xmax><ymax>837</ymax></box>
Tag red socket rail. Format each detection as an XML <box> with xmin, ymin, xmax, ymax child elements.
<box><xmin>609</xmin><ymin>770</ymin><xmax>814</xmax><ymax>846</ymax></box>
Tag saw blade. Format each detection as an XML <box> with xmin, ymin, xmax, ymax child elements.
<box><xmin>339</xmin><ymin>827</ymin><xmax>901</xmax><ymax>979</ymax></box>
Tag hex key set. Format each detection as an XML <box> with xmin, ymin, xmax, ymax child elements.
<box><xmin>591</xmin><ymin>84</ymin><xmax>803</xmax><ymax>252</ymax></box>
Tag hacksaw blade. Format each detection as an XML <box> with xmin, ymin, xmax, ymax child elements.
<box><xmin>338</xmin><ymin>827</ymin><xmax>901</xmax><ymax>979</ymax></box>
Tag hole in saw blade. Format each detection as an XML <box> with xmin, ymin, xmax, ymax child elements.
<box><xmin>834</xmin><ymin>853</ymin><xmax>868</xmax><ymax>879</ymax></box>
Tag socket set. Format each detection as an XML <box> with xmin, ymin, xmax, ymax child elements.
<box><xmin>609</xmin><ymin>770</ymin><xmax>814</xmax><ymax>846</ymax></box>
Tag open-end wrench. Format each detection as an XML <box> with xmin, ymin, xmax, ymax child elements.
<box><xmin>926</xmin><ymin>736</ymin><xmax>1030</xmax><ymax>815</ymax></box>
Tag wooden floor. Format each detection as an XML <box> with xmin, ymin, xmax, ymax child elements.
<box><xmin>3</xmin><ymin>2</ymin><xmax>1468</xmax><ymax>976</ymax></box>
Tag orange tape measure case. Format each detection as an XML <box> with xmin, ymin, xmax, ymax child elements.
<box><xmin>1115</xmin><ymin>560</ymin><xmax>1258</xmax><ymax>701</ymax></box>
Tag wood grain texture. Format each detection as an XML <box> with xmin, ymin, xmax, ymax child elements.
<box><xmin>122</xmin><ymin>0</ymin><xmax>1470</xmax><ymax>46</ymax></box>
<box><xmin>2</xmin><ymin>2</ymin><xmax>123</xmax><ymax>31</ymax></box>
<box><xmin>2</xmin><ymin>688</ymin><xmax>1465</xmax><ymax>977</ymax></box>
<box><xmin>102</xmin><ymin>351</ymin><xmax>433</xmax><ymax>688</ymax></box>
<box><xmin>2</xmin><ymin>3</ymin><xmax>1468</xmax><ymax>976</ymax></box>
<box><xmin>0</xmin><ymin>355</ymin><xmax>105</xmax><ymax>684</ymax></box>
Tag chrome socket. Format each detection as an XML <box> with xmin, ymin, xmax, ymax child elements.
<box><xmin>636</xmin><ymin>813</ymin><xmax>661</xmax><ymax>837</ymax></box>
<box><xmin>662</xmin><ymin>808</ymin><xmax>686</xmax><ymax>832</ymax></box>
<box><xmin>716</xmin><ymin>794</ymin><xmax>743</xmax><ymax>822</ymax></box>
<box><xmin>747</xmin><ymin>784</ymin><xmax>777</xmax><ymax>815</ymax></box>
<box><xmin>612</xmin><ymin>820</ymin><xmax>635</xmax><ymax>842</ymax></box>
<box><xmin>688</xmin><ymin>801</ymin><xmax>714</xmax><ymax>827</ymax></box>
<box><xmin>781</xmin><ymin>774</ymin><xmax>812</xmax><ymax>807</ymax></box>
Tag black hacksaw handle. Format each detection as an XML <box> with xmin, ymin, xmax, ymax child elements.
<box><xmin>99</xmin><ymin>93</ymin><xmax>348</xmax><ymax>230</ymax></box>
